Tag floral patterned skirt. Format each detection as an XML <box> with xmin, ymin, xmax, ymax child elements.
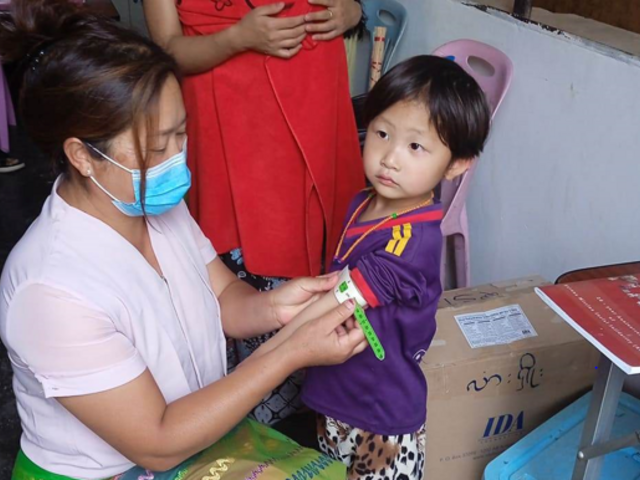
<box><xmin>12</xmin><ymin>419</ymin><xmax>344</xmax><ymax>480</ymax></box>
<box><xmin>220</xmin><ymin>249</ymin><xmax>305</xmax><ymax>425</ymax></box>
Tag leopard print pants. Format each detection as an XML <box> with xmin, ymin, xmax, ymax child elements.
<box><xmin>317</xmin><ymin>415</ymin><xmax>426</xmax><ymax>480</ymax></box>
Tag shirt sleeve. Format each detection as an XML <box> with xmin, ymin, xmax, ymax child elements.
<box><xmin>351</xmin><ymin>225</ymin><xmax>439</xmax><ymax>309</ymax></box>
<box><xmin>6</xmin><ymin>284</ymin><xmax>147</xmax><ymax>398</ymax></box>
<box><xmin>186</xmin><ymin>206</ymin><xmax>217</xmax><ymax>265</ymax></box>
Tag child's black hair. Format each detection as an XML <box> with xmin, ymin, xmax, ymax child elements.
<box><xmin>364</xmin><ymin>55</ymin><xmax>492</xmax><ymax>161</ymax></box>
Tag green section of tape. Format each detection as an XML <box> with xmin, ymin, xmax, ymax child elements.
<box><xmin>354</xmin><ymin>305</ymin><xmax>385</xmax><ymax>361</ymax></box>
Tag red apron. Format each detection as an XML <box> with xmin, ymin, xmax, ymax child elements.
<box><xmin>178</xmin><ymin>0</ymin><xmax>364</xmax><ymax>277</ymax></box>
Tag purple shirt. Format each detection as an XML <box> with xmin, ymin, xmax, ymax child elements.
<box><xmin>302</xmin><ymin>190</ymin><xmax>443</xmax><ymax>435</ymax></box>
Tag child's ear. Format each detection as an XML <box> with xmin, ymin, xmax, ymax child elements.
<box><xmin>444</xmin><ymin>158</ymin><xmax>474</xmax><ymax>181</ymax></box>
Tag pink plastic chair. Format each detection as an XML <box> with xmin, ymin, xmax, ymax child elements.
<box><xmin>433</xmin><ymin>40</ymin><xmax>513</xmax><ymax>289</ymax></box>
<box><xmin>0</xmin><ymin>64</ymin><xmax>16</xmax><ymax>154</ymax></box>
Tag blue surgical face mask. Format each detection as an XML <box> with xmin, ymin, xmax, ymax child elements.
<box><xmin>87</xmin><ymin>140</ymin><xmax>191</xmax><ymax>217</ymax></box>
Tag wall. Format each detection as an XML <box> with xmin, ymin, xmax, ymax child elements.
<box><xmin>534</xmin><ymin>0</ymin><xmax>640</xmax><ymax>35</ymax></box>
<box><xmin>112</xmin><ymin>0</ymin><xmax>148</xmax><ymax>36</ymax></box>
<box><xmin>481</xmin><ymin>0</ymin><xmax>640</xmax><ymax>57</ymax></box>
<box><xmin>125</xmin><ymin>0</ymin><xmax>639</xmax><ymax>294</ymax></box>
<box><xmin>387</xmin><ymin>0</ymin><xmax>640</xmax><ymax>287</ymax></box>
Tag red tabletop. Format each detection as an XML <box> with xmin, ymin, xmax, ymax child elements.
<box><xmin>537</xmin><ymin>271</ymin><xmax>640</xmax><ymax>375</ymax></box>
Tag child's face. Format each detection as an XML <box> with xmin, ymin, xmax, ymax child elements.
<box><xmin>363</xmin><ymin>100</ymin><xmax>461</xmax><ymax>208</ymax></box>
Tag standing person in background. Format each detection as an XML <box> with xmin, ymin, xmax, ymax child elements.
<box><xmin>145</xmin><ymin>0</ymin><xmax>365</xmax><ymax>425</ymax></box>
<box><xmin>0</xmin><ymin>149</ymin><xmax>24</xmax><ymax>173</ymax></box>
<box><xmin>1</xmin><ymin>64</ymin><xmax>24</xmax><ymax>173</ymax></box>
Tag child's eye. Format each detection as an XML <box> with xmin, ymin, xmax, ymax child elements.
<box><xmin>376</xmin><ymin>130</ymin><xmax>388</xmax><ymax>140</ymax></box>
<box><xmin>409</xmin><ymin>143</ymin><xmax>424</xmax><ymax>152</ymax></box>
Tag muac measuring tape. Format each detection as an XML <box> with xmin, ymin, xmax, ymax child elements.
<box><xmin>336</xmin><ymin>272</ymin><xmax>386</xmax><ymax>361</ymax></box>
<box><xmin>354</xmin><ymin>304</ymin><xmax>385</xmax><ymax>361</ymax></box>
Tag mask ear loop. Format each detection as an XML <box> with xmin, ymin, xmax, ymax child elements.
<box><xmin>85</xmin><ymin>143</ymin><xmax>135</xmax><ymax>174</ymax></box>
<box><xmin>84</xmin><ymin>143</ymin><xmax>132</xmax><ymax>204</ymax></box>
<box><xmin>88</xmin><ymin>176</ymin><xmax>122</xmax><ymax>204</ymax></box>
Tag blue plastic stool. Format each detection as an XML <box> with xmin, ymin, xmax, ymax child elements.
<box><xmin>483</xmin><ymin>392</ymin><xmax>640</xmax><ymax>480</ymax></box>
<box><xmin>363</xmin><ymin>0</ymin><xmax>408</xmax><ymax>74</ymax></box>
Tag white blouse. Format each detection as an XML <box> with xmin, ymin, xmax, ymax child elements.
<box><xmin>0</xmin><ymin>176</ymin><xmax>226</xmax><ymax>479</ymax></box>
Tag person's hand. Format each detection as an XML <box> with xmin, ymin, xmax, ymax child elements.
<box><xmin>269</xmin><ymin>272</ymin><xmax>339</xmax><ymax>327</ymax></box>
<box><xmin>334</xmin><ymin>311</ymin><xmax>357</xmax><ymax>336</ymax></box>
<box><xmin>285</xmin><ymin>300</ymin><xmax>368</xmax><ymax>368</ymax></box>
<box><xmin>304</xmin><ymin>0</ymin><xmax>362</xmax><ymax>41</ymax></box>
<box><xmin>235</xmin><ymin>2</ymin><xmax>307</xmax><ymax>58</ymax></box>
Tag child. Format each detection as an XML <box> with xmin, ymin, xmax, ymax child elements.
<box><xmin>300</xmin><ymin>55</ymin><xmax>492</xmax><ymax>479</ymax></box>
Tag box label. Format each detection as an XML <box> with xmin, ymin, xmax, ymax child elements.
<box><xmin>455</xmin><ymin>304</ymin><xmax>538</xmax><ymax>349</ymax></box>
<box><xmin>483</xmin><ymin>411</ymin><xmax>525</xmax><ymax>438</ymax></box>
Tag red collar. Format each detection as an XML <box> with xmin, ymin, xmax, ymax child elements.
<box><xmin>346</xmin><ymin>205</ymin><xmax>443</xmax><ymax>239</ymax></box>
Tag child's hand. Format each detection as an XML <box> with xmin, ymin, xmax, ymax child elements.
<box><xmin>269</xmin><ymin>272</ymin><xmax>339</xmax><ymax>327</ymax></box>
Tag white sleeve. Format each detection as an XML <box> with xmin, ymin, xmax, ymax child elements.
<box><xmin>176</xmin><ymin>200</ymin><xmax>217</xmax><ymax>264</ymax></box>
<box><xmin>188</xmin><ymin>213</ymin><xmax>217</xmax><ymax>265</ymax></box>
<box><xmin>6</xmin><ymin>284</ymin><xmax>147</xmax><ymax>398</ymax></box>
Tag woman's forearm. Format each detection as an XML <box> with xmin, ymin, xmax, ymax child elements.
<box><xmin>60</xmin><ymin>343</ymin><xmax>298</xmax><ymax>472</ymax></box>
<box><xmin>218</xmin><ymin>279</ymin><xmax>280</xmax><ymax>339</ymax></box>
<box><xmin>144</xmin><ymin>0</ymin><xmax>247</xmax><ymax>75</ymax></box>
<box><xmin>151</xmin><ymin>298</ymin><xmax>359</xmax><ymax>468</ymax></box>
<box><xmin>150</xmin><ymin>346</ymin><xmax>295</xmax><ymax>468</ymax></box>
<box><xmin>244</xmin><ymin>291</ymin><xmax>340</xmax><ymax>363</ymax></box>
<box><xmin>164</xmin><ymin>26</ymin><xmax>245</xmax><ymax>75</ymax></box>
<box><xmin>59</xmin><ymin>301</ymin><xmax>363</xmax><ymax>473</ymax></box>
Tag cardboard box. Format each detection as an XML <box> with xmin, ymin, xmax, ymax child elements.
<box><xmin>421</xmin><ymin>276</ymin><xmax>600</xmax><ymax>480</ymax></box>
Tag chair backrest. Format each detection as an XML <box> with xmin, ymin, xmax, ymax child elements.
<box><xmin>433</xmin><ymin>40</ymin><xmax>513</xmax><ymax>223</ymax></box>
<box><xmin>433</xmin><ymin>39</ymin><xmax>513</xmax><ymax>120</ymax></box>
<box><xmin>363</xmin><ymin>0</ymin><xmax>408</xmax><ymax>74</ymax></box>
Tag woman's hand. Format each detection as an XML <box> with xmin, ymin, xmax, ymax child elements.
<box><xmin>58</xmin><ymin>302</ymin><xmax>364</xmax><ymax>472</ymax></box>
<box><xmin>269</xmin><ymin>272</ymin><xmax>339</xmax><ymax>327</ymax></box>
<box><xmin>236</xmin><ymin>2</ymin><xmax>308</xmax><ymax>58</ymax></box>
<box><xmin>304</xmin><ymin>0</ymin><xmax>362</xmax><ymax>41</ymax></box>
<box><xmin>284</xmin><ymin>300</ymin><xmax>368</xmax><ymax>369</ymax></box>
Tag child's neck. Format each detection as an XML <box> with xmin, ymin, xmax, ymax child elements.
<box><xmin>359</xmin><ymin>190</ymin><xmax>434</xmax><ymax>223</ymax></box>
